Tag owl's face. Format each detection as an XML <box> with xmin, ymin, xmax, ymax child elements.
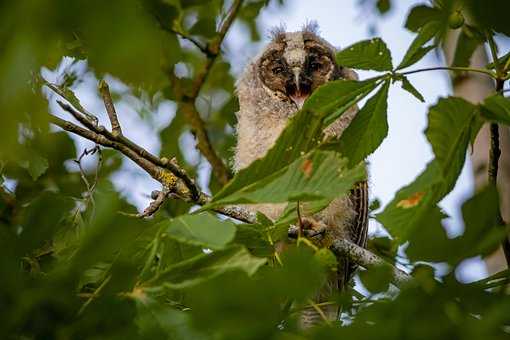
<box><xmin>257</xmin><ymin>30</ymin><xmax>340</xmax><ymax>109</ymax></box>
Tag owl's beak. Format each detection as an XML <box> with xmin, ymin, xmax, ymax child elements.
<box><xmin>290</xmin><ymin>67</ymin><xmax>309</xmax><ymax>109</ymax></box>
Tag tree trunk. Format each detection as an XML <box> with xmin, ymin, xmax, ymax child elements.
<box><xmin>443</xmin><ymin>32</ymin><xmax>510</xmax><ymax>274</ymax></box>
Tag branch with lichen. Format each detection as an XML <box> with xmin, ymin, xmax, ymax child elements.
<box><xmin>45</xmin><ymin>79</ymin><xmax>254</xmax><ymax>222</ymax></box>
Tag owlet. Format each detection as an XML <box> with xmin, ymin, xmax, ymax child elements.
<box><xmin>234</xmin><ymin>23</ymin><xmax>368</xmax><ymax>327</ymax></box>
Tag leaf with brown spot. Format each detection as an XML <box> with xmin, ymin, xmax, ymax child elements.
<box><xmin>396</xmin><ymin>192</ymin><xmax>425</xmax><ymax>209</ymax></box>
<box><xmin>301</xmin><ymin>158</ymin><xmax>313</xmax><ymax>178</ymax></box>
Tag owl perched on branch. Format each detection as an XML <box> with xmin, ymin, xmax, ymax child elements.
<box><xmin>234</xmin><ymin>23</ymin><xmax>368</xmax><ymax>327</ymax></box>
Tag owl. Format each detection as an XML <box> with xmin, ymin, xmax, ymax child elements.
<box><xmin>234</xmin><ymin>23</ymin><xmax>368</xmax><ymax>327</ymax></box>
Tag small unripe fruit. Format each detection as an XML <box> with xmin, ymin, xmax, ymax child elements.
<box><xmin>448</xmin><ymin>10</ymin><xmax>464</xmax><ymax>29</ymax></box>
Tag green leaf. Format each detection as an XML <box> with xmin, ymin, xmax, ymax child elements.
<box><xmin>452</xmin><ymin>185</ymin><xmax>506</xmax><ymax>263</ymax></box>
<box><xmin>359</xmin><ymin>264</ymin><xmax>393</xmax><ymax>293</ymax></box>
<box><xmin>134</xmin><ymin>294</ymin><xmax>207</xmax><ymax>340</ymax></box>
<box><xmin>206</xmin><ymin>150</ymin><xmax>365</xmax><ymax>208</ymax></box>
<box><xmin>397</xmin><ymin>21</ymin><xmax>440</xmax><ymax>70</ymax></box>
<box><xmin>148</xmin><ymin>246</ymin><xmax>266</xmax><ymax>288</ymax></box>
<box><xmin>376</xmin><ymin>160</ymin><xmax>444</xmax><ymax>241</ymax></box>
<box><xmin>189</xmin><ymin>17</ymin><xmax>217</xmax><ymax>38</ymax></box>
<box><xmin>335</xmin><ymin>38</ymin><xmax>393</xmax><ymax>71</ymax></box>
<box><xmin>451</xmin><ymin>25</ymin><xmax>485</xmax><ymax>68</ymax></box>
<box><xmin>327</xmin><ymin>81</ymin><xmax>390</xmax><ymax>167</ymax></box>
<box><xmin>405</xmin><ymin>5</ymin><xmax>442</xmax><ymax>32</ymax></box>
<box><xmin>156</xmin><ymin>212</ymin><xmax>236</xmax><ymax>250</ymax></box>
<box><xmin>401</xmin><ymin>76</ymin><xmax>425</xmax><ymax>102</ymax></box>
<box><xmin>481</xmin><ymin>94</ymin><xmax>510</xmax><ymax>125</ymax></box>
<box><xmin>306</xmin><ymin>78</ymin><xmax>381</xmax><ymax>125</ymax></box>
<box><xmin>425</xmin><ymin>97</ymin><xmax>477</xmax><ymax>192</ymax></box>
<box><xmin>210</xmin><ymin>79</ymin><xmax>379</xmax><ymax>207</ymax></box>
<box><xmin>27</xmin><ymin>153</ymin><xmax>49</xmax><ymax>180</ymax></box>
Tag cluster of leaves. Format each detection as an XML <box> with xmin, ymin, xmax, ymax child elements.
<box><xmin>2</xmin><ymin>0</ymin><xmax>510</xmax><ymax>339</ymax></box>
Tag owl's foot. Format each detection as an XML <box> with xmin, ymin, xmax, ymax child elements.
<box><xmin>300</xmin><ymin>217</ymin><xmax>327</xmax><ymax>241</ymax></box>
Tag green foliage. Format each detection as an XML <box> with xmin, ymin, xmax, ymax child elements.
<box><xmin>335</xmin><ymin>38</ymin><xmax>393</xmax><ymax>71</ymax></box>
<box><xmin>481</xmin><ymin>94</ymin><xmax>510</xmax><ymax>125</ymax></box>
<box><xmin>327</xmin><ymin>80</ymin><xmax>390</xmax><ymax>166</ymax></box>
<box><xmin>156</xmin><ymin>212</ymin><xmax>236</xmax><ymax>249</ymax></box>
<box><xmin>396</xmin><ymin>21</ymin><xmax>439</xmax><ymax>70</ymax></box>
<box><xmin>425</xmin><ymin>97</ymin><xmax>477</xmax><ymax>192</ymax></box>
<box><xmin>2</xmin><ymin>0</ymin><xmax>510</xmax><ymax>339</ymax></box>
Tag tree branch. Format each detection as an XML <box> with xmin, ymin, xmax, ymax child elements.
<box><xmin>99</xmin><ymin>80</ymin><xmax>122</xmax><ymax>136</ymax></box>
<box><xmin>330</xmin><ymin>239</ymin><xmax>411</xmax><ymax>288</ymax></box>
<box><xmin>173</xmin><ymin>0</ymin><xmax>244</xmax><ymax>186</ymax></box>
<box><xmin>288</xmin><ymin>226</ymin><xmax>411</xmax><ymax>288</ymax></box>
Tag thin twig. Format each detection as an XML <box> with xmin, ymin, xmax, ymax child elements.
<box><xmin>99</xmin><ymin>80</ymin><xmax>122</xmax><ymax>136</ymax></box>
<box><xmin>48</xmin><ymin>112</ymin><xmax>254</xmax><ymax>223</ymax></box>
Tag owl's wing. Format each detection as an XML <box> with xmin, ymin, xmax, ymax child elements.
<box><xmin>337</xmin><ymin>180</ymin><xmax>369</xmax><ymax>294</ymax></box>
<box><xmin>349</xmin><ymin>180</ymin><xmax>369</xmax><ymax>249</ymax></box>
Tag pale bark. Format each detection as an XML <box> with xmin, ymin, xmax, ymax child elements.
<box><xmin>443</xmin><ymin>31</ymin><xmax>510</xmax><ymax>274</ymax></box>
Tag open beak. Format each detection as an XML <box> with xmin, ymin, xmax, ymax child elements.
<box><xmin>289</xmin><ymin>67</ymin><xmax>309</xmax><ymax>109</ymax></box>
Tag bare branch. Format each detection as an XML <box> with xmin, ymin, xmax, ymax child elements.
<box><xmin>49</xmin><ymin>112</ymin><xmax>255</xmax><ymax>223</ymax></box>
<box><xmin>98</xmin><ymin>80</ymin><xmax>122</xmax><ymax>136</ymax></box>
<box><xmin>137</xmin><ymin>189</ymin><xmax>171</xmax><ymax>218</ymax></box>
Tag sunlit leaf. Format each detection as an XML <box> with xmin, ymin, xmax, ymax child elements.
<box><xmin>396</xmin><ymin>21</ymin><xmax>440</xmax><ymax>70</ymax></box>
<box><xmin>148</xmin><ymin>246</ymin><xmax>267</xmax><ymax>289</ymax></box>
<box><xmin>327</xmin><ymin>81</ymin><xmax>390</xmax><ymax>166</ymax></box>
<box><xmin>425</xmin><ymin>97</ymin><xmax>477</xmax><ymax>192</ymax></box>
<box><xmin>335</xmin><ymin>38</ymin><xmax>393</xmax><ymax>71</ymax></box>
<box><xmin>156</xmin><ymin>212</ymin><xmax>236</xmax><ymax>249</ymax></box>
<box><xmin>206</xmin><ymin>150</ymin><xmax>365</xmax><ymax>208</ymax></box>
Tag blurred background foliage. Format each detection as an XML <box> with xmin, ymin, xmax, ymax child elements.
<box><xmin>1</xmin><ymin>0</ymin><xmax>510</xmax><ymax>339</ymax></box>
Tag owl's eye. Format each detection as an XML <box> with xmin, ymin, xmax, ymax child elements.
<box><xmin>272</xmin><ymin>66</ymin><xmax>284</xmax><ymax>74</ymax></box>
<box><xmin>310</xmin><ymin>61</ymin><xmax>322</xmax><ymax>71</ymax></box>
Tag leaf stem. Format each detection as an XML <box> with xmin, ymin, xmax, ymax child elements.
<box><xmin>400</xmin><ymin>66</ymin><xmax>496</xmax><ymax>78</ymax></box>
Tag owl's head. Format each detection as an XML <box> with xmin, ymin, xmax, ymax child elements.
<box><xmin>256</xmin><ymin>23</ymin><xmax>345</xmax><ymax>109</ymax></box>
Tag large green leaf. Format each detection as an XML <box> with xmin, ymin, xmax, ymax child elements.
<box><xmin>376</xmin><ymin>161</ymin><xmax>445</xmax><ymax>242</ymax></box>
<box><xmin>335</xmin><ymin>38</ymin><xmax>393</xmax><ymax>71</ymax></box>
<box><xmin>147</xmin><ymin>246</ymin><xmax>266</xmax><ymax>289</ymax></box>
<box><xmin>327</xmin><ymin>80</ymin><xmax>390</xmax><ymax>167</ymax></box>
<box><xmin>156</xmin><ymin>212</ymin><xmax>236</xmax><ymax>250</ymax></box>
<box><xmin>206</xmin><ymin>150</ymin><xmax>365</xmax><ymax>208</ymax></box>
<box><xmin>405</xmin><ymin>5</ymin><xmax>442</xmax><ymax>32</ymax></box>
<box><xmin>481</xmin><ymin>94</ymin><xmax>510</xmax><ymax>125</ymax></box>
<box><xmin>396</xmin><ymin>21</ymin><xmax>440</xmax><ymax>70</ymax></box>
<box><xmin>450</xmin><ymin>185</ymin><xmax>506</xmax><ymax>264</ymax></box>
<box><xmin>134</xmin><ymin>294</ymin><xmax>208</xmax><ymax>340</ymax></box>
<box><xmin>306</xmin><ymin>78</ymin><xmax>381</xmax><ymax>126</ymax></box>
<box><xmin>210</xmin><ymin>79</ymin><xmax>379</xmax><ymax>206</ymax></box>
<box><xmin>425</xmin><ymin>97</ymin><xmax>477</xmax><ymax>193</ymax></box>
